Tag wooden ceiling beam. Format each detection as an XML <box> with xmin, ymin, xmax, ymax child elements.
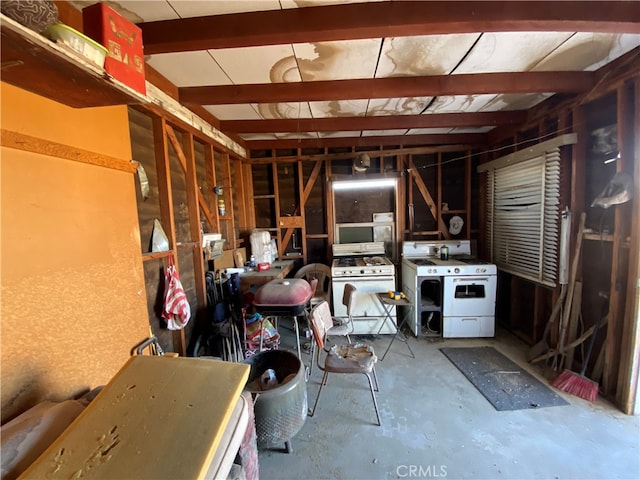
<box><xmin>248</xmin><ymin>144</ymin><xmax>474</xmax><ymax>163</ymax></box>
<box><xmin>221</xmin><ymin>111</ymin><xmax>526</xmax><ymax>133</ymax></box>
<box><xmin>244</xmin><ymin>133</ymin><xmax>487</xmax><ymax>150</ymax></box>
<box><xmin>140</xmin><ymin>1</ymin><xmax>640</xmax><ymax>54</ymax></box>
<box><xmin>180</xmin><ymin>72</ymin><xmax>594</xmax><ymax>105</ymax></box>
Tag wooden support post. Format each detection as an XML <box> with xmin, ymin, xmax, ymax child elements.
<box><xmin>272</xmin><ymin>161</ymin><xmax>281</xmax><ymax>259</ymax></box>
<box><xmin>297</xmin><ymin>159</ymin><xmax>307</xmax><ymax>263</ymax></box>
<box><xmin>240</xmin><ymin>160</ymin><xmax>255</xmax><ymax>232</ymax></box>
<box><xmin>152</xmin><ymin>117</ymin><xmax>185</xmax><ymax>355</ymax></box>
<box><xmin>164</xmin><ymin>125</ymin><xmax>215</xmax><ymax>228</ymax></box>
<box><xmin>180</xmin><ymin>131</ymin><xmax>207</xmax><ymax>338</ymax></box>
<box><xmin>396</xmin><ymin>153</ymin><xmax>406</xmax><ymax>251</ymax></box>
<box><xmin>325</xmin><ymin>150</ymin><xmax>334</xmax><ymax>252</ymax></box>
<box><xmin>437</xmin><ymin>151</ymin><xmax>443</xmax><ymax>240</ymax></box>
<box><xmin>465</xmin><ymin>150</ymin><xmax>472</xmax><ymax>240</ymax></box>
<box><xmin>220</xmin><ymin>152</ymin><xmax>236</xmax><ymax>250</ymax></box>
<box><xmin>602</xmin><ymin>84</ymin><xmax>631</xmax><ymax>395</ymax></box>
<box><xmin>408</xmin><ymin>154</ymin><xmax>414</xmax><ymax>237</ymax></box>
<box><xmin>615</xmin><ymin>79</ymin><xmax>640</xmax><ymax>413</ymax></box>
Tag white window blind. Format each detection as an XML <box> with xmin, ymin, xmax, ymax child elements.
<box><xmin>480</xmin><ymin>134</ymin><xmax>576</xmax><ymax>287</ymax></box>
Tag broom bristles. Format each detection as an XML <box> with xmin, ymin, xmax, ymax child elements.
<box><xmin>551</xmin><ymin>370</ymin><xmax>599</xmax><ymax>402</ymax></box>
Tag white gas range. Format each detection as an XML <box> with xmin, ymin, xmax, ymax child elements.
<box><xmin>401</xmin><ymin>240</ymin><xmax>497</xmax><ymax>338</ymax></box>
<box><xmin>331</xmin><ymin>242</ymin><xmax>397</xmax><ymax>334</ymax></box>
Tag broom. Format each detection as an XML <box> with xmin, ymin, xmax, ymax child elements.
<box><xmin>551</xmin><ymin>298</ymin><xmax>606</xmax><ymax>402</ymax></box>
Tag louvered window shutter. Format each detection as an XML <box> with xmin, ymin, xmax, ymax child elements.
<box><xmin>480</xmin><ymin>135</ymin><xmax>576</xmax><ymax>287</ymax></box>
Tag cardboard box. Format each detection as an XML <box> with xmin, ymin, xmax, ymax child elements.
<box><xmin>82</xmin><ymin>3</ymin><xmax>146</xmax><ymax>95</ymax></box>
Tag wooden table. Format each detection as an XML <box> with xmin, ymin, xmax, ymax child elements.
<box><xmin>20</xmin><ymin>356</ymin><xmax>250</xmax><ymax>480</ymax></box>
<box><xmin>239</xmin><ymin>259</ymin><xmax>295</xmax><ymax>292</ymax></box>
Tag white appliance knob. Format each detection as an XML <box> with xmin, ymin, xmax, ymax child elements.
<box><xmin>454</xmin><ymin>268</ymin><xmax>460</xmax><ymax>274</ymax></box>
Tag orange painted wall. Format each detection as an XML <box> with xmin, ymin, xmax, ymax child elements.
<box><xmin>1</xmin><ymin>83</ymin><xmax>150</xmax><ymax>423</ymax></box>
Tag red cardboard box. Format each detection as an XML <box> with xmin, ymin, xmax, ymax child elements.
<box><xmin>82</xmin><ymin>3</ymin><xmax>146</xmax><ymax>95</ymax></box>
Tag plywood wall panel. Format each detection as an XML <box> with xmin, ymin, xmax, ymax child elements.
<box><xmin>1</xmin><ymin>150</ymin><xmax>149</xmax><ymax>422</ymax></box>
<box><xmin>1</xmin><ymin>84</ymin><xmax>149</xmax><ymax>423</ymax></box>
<box><xmin>1</xmin><ymin>83</ymin><xmax>131</xmax><ymax>160</ymax></box>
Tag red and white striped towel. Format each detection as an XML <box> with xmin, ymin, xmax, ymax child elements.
<box><xmin>162</xmin><ymin>262</ymin><xmax>191</xmax><ymax>330</ymax></box>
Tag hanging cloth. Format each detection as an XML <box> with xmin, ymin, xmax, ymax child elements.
<box><xmin>162</xmin><ymin>255</ymin><xmax>191</xmax><ymax>330</ymax></box>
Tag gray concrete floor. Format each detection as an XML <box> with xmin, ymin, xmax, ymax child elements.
<box><xmin>257</xmin><ymin>322</ymin><xmax>639</xmax><ymax>480</ymax></box>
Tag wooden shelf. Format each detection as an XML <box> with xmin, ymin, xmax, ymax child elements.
<box><xmin>584</xmin><ymin>232</ymin><xmax>615</xmax><ymax>242</ymax></box>
<box><xmin>583</xmin><ymin>232</ymin><xmax>631</xmax><ymax>248</ymax></box>
<box><xmin>442</xmin><ymin>209</ymin><xmax>466</xmax><ymax>214</ymax></box>
<box><xmin>253</xmin><ymin>194</ymin><xmax>276</xmax><ymax>199</ymax></box>
<box><xmin>1</xmin><ymin>14</ymin><xmax>147</xmax><ymax>108</ymax></box>
<box><xmin>0</xmin><ymin>13</ymin><xmax>246</xmax><ymax>159</ymax></box>
<box><xmin>142</xmin><ymin>250</ymin><xmax>173</xmax><ymax>262</ymax></box>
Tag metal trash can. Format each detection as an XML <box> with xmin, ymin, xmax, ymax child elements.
<box><xmin>242</xmin><ymin>350</ymin><xmax>307</xmax><ymax>453</ymax></box>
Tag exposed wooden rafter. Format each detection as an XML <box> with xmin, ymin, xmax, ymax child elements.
<box><xmin>140</xmin><ymin>1</ymin><xmax>640</xmax><ymax>54</ymax></box>
<box><xmin>180</xmin><ymin>72</ymin><xmax>594</xmax><ymax>105</ymax></box>
<box><xmin>244</xmin><ymin>133</ymin><xmax>487</xmax><ymax>150</ymax></box>
<box><xmin>221</xmin><ymin>111</ymin><xmax>526</xmax><ymax>134</ymax></box>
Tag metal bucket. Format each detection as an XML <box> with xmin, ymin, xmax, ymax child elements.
<box><xmin>242</xmin><ymin>350</ymin><xmax>307</xmax><ymax>453</ymax></box>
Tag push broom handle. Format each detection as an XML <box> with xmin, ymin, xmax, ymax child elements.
<box><xmin>580</xmin><ymin>296</ymin><xmax>609</xmax><ymax>376</ymax></box>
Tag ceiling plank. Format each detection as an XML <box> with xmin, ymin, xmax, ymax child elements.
<box><xmin>140</xmin><ymin>1</ymin><xmax>640</xmax><ymax>54</ymax></box>
<box><xmin>221</xmin><ymin>111</ymin><xmax>526</xmax><ymax>133</ymax></box>
<box><xmin>180</xmin><ymin>72</ymin><xmax>594</xmax><ymax>105</ymax></box>
<box><xmin>244</xmin><ymin>133</ymin><xmax>487</xmax><ymax>150</ymax></box>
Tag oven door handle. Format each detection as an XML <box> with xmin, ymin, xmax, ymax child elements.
<box><xmin>452</xmin><ymin>277</ymin><xmax>491</xmax><ymax>283</ymax></box>
<box><xmin>333</xmin><ymin>276</ymin><xmax>396</xmax><ymax>283</ymax></box>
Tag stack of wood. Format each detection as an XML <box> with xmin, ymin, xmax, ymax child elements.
<box><xmin>529</xmin><ymin>212</ymin><xmax>608</xmax><ymax>381</ymax></box>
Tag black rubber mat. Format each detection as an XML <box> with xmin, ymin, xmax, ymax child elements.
<box><xmin>440</xmin><ymin>346</ymin><xmax>568</xmax><ymax>411</ymax></box>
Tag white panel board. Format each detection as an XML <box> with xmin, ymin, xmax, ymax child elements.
<box><xmin>275</xmin><ymin>132</ymin><xmax>320</xmax><ymax>139</ymax></box>
<box><xmin>211</xmin><ymin>45</ymin><xmax>301</xmax><ymax>84</ymax></box>
<box><xmin>454</xmin><ymin>32</ymin><xmax>573</xmax><ymax>73</ymax></box>
<box><xmin>427</xmin><ymin>95</ymin><xmax>497</xmax><ymax>113</ymax></box>
<box><xmin>204</xmin><ymin>105</ymin><xmax>261</xmax><ymax>121</ymax></box>
<box><xmin>533</xmin><ymin>33</ymin><xmax>640</xmax><ymax>71</ymax></box>
<box><xmin>309</xmin><ymin>100</ymin><xmax>369</xmax><ymax>118</ymax></box>
<box><xmin>361</xmin><ymin>129</ymin><xmax>408</xmax><ymax>137</ymax></box>
<box><xmin>147</xmin><ymin>51</ymin><xmax>231</xmax><ymax>87</ymax></box>
<box><xmin>377</xmin><ymin>34</ymin><xmax>479</xmax><ymax>77</ymax></box>
<box><xmin>319</xmin><ymin>131</ymin><xmax>363</xmax><ymax>138</ymax></box>
<box><xmin>367</xmin><ymin>97</ymin><xmax>433</xmax><ymax>116</ymax></box>
<box><xmin>239</xmin><ymin>133</ymin><xmax>279</xmax><ymax>141</ymax></box>
<box><xmin>294</xmin><ymin>39</ymin><xmax>382</xmax><ymax>81</ymax></box>
<box><xmin>406</xmin><ymin>128</ymin><xmax>453</xmax><ymax>135</ymax></box>
<box><xmin>169</xmin><ymin>0</ymin><xmax>281</xmax><ymax>17</ymax></box>
<box><xmin>281</xmin><ymin>0</ymin><xmax>388</xmax><ymax>7</ymax></box>
<box><xmin>255</xmin><ymin>102</ymin><xmax>313</xmax><ymax>120</ymax></box>
<box><xmin>478</xmin><ymin>93</ymin><xmax>554</xmax><ymax>112</ymax></box>
<box><xmin>449</xmin><ymin>126</ymin><xmax>495</xmax><ymax>133</ymax></box>
<box><xmin>69</xmin><ymin>1</ymin><xmax>178</xmax><ymax>22</ymax></box>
